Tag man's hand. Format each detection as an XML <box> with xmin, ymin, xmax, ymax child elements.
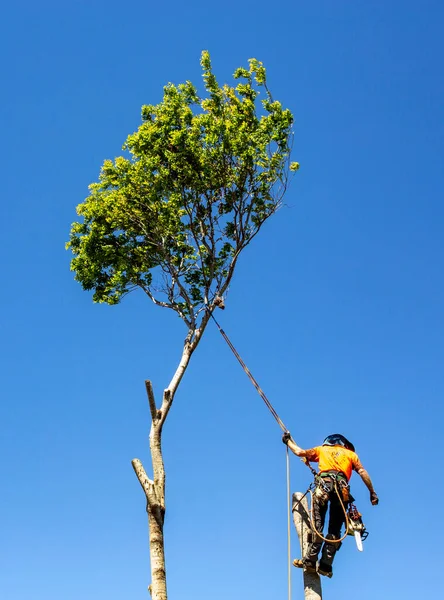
<box><xmin>282</xmin><ymin>431</ymin><xmax>292</xmax><ymax>445</ymax></box>
<box><xmin>357</xmin><ymin>466</ymin><xmax>378</xmax><ymax>504</ymax></box>
<box><xmin>370</xmin><ymin>492</ymin><xmax>379</xmax><ymax>506</ymax></box>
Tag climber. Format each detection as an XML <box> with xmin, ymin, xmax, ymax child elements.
<box><xmin>282</xmin><ymin>432</ymin><xmax>378</xmax><ymax>578</ymax></box>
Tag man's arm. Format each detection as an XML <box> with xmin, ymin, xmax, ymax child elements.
<box><xmin>287</xmin><ymin>438</ymin><xmax>309</xmax><ymax>458</ymax></box>
<box><xmin>356</xmin><ymin>465</ymin><xmax>379</xmax><ymax>505</ymax></box>
<box><xmin>282</xmin><ymin>432</ymin><xmax>310</xmax><ymax>458</ymax></box>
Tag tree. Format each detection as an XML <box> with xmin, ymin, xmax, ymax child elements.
<box><xmin>67</xmin><ymin>51</ymin><xmax>299</xmax><ymax>600</ymax></box>
<box><xmin>293</xmin><ymin>492</ymin><xmax>323</xmax><ymax>600</ymax></box>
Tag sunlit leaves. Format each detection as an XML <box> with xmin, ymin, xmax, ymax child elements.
<box><xmin>67</xmin><ymin>51</ymin><xmax>298</xmax><ymax>323</ymax></box>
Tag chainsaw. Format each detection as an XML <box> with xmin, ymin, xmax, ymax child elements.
<box><xmin>346</xmin><ymin>504</ymin><xmax>369</xmax><ymax>552</ymax></box>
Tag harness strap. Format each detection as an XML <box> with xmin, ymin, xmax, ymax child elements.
<box><xmin>318</xmin><ymin>470</ymin><xmax>348</xmax><ymax>480</ymax></box>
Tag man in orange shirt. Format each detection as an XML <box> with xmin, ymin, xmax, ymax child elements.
<box><xmin>283</xmin><ymin>432</ymin><xmax>378</xmax><ymax>578</ymax></box>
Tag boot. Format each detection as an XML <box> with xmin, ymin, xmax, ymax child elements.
<box><xmin>301</xmin><ymin>558</ymin><xmax>317</xmax><ymax>573</ymax></box>
<box><xmin>304</xmin><ymin>541</ymin><xmax>322</xmax><ymax>570</ymax></box>
<box><xmin>293</xmin><ymin>558</ymin><xmax>317</xmax><ymax>572</ymax></box>
<box><xmin>319</xmin><ymin>534</ymin><xmax>340</xmax><ymax>578</ymax></box>
<box><xmin>317</xmin><ymin>562</ymin><xmax>333</xmax><ymax>578</ymax></box>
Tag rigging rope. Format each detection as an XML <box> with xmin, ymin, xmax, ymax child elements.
<box><xmin>206</xmin><ymin>307</ymin><xmax>287</xmax><ymax>431</ymax></box>
<box><xmin>206</xmin><ymin>306</ymin><xmax>316</xmax><ymax>476</ymax></box>
<box><xmin>207</xmin><ymin>305</ymin><xmax>296</xmax><ymax>599</ymax></box>
<box><xmin>206</xmin><ymin>304</ymin><xmax>350</xmax><ymax>595</ymax></box>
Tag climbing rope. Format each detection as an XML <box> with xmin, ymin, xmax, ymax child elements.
<box><xmin>206</xmin><ymin>304</ymin><xmax>348</xmax><ymax>576</ymax></box>
<box><xmin>207</xmin><ymin>305</ymin><xmax>297</xmax><ymax>598</ymax></box>
<box><xmin>286</xmin><ymin>447</ymin><xmax>292</xmax><ymax>600</ymax></box>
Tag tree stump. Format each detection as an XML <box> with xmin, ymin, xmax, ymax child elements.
<box><xmin>292</xmin><ymin>492</ymin><xmax>322</xmax><ymax>600</ymax></box>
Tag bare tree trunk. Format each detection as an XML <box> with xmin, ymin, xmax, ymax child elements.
<box><xmin>131</xmin><ymin>374</ymin><xmax>185</xmax><ymax>599</ymax></box>
<box><xmin>292</xmin><ymin>492</ymin><xmax>322</xmax><ymax>600</ymax></box>
<box><xmin>132</xmin><ymin>457</ymin><xmax>167</xmax><ymax>600</ymax></box>
<box><xmin>147</xmin><ymin>503</ymin><xmax>167</xmax><ymax>597</ymax></box>
<box><xmin>131</xmin><ymin>315</ymin><xmax>211</xmax><ymax>599</ymax></box>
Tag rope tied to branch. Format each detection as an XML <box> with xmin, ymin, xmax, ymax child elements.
<box><xmin>206</xmin><ymin>302</ymin><xmax>316</xmax><ymax>475</ymax></box>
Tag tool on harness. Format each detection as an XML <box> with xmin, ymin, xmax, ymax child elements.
<box><xmin>317</xmin><ymin>471</ymin><xmax>349</xmax><ymax>499</ymax></box>
<box><xmin>346</xmin><ymin>504</ymin><xmax>368</xmax><ymax>552</ymax></box>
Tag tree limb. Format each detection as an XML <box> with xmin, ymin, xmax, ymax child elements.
<box><xmin>157</xmin><ymin>309</ymin><xmax>212</xmax><ymax>428</ymax></box>
<box><xmin>139</xmin><ymin>281</ymin><xmax>193</xmax><ymax>329</ymax></box>
<box><xmin>131</xmin><ymin>458</ymin><xmax>158</xmax><ymax>506</ymax></box>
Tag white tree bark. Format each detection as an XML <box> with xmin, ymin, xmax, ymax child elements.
<box><xmin>292</xmin><ymin>492</ymin><xmax>322</xmax><ymax>600</ymax></box>
<box><xmin>131</xmin><ymin>312</ymin><xmax>212</xmax><ymax>599</ymax></box>
<box><xmin>132</xmin><ymin>458</ymin><xmax>166</xmax><ymax>599</ymax></box>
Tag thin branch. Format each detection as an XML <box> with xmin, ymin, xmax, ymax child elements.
<box><xmin>138</xmin><ymin>283</ymin><xmax>174</xmax><ymax>309</ymax></box>
<box><xmin>182</xmin><ymin>193</ymin><xmax>212</xmax><ymax>282</ymax></box>
<box><xmin>164</xmin><ymin>261</ymin><xmax>196</xmax><ymax>328</ymax></box>
<box><xmin>218</xmin><ymin>252</ymin><xmax>240</xmax><ymax>298</ymax></box>
<box><xmin>157</xmin><ymin>309</ymin><xmax>212</xmax><ymax>429</ymax></box>
<box><xmin>138</xmin><ymin>281</ymin><xmax>193</xmax><ymax>329</ymax></box>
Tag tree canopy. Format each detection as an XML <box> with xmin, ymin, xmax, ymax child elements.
<box><xmin>67</xmin><ymin>51</ymin><xmax>298</xmax><ymax>330</ymax></box>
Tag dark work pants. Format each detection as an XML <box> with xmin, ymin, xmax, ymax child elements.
<box><xmin>305</xmin><ymin>477</ymin><xmax>348</xmax><ymax>570</ymax></box>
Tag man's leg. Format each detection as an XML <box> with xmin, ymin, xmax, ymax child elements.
<box><xmin>303</xmin><ymin>486</ymin><xmax>329</xmax><ymax>570</ymax></box>
<box><xmin>318</xmin><ymin>493</ymin><xmax>347</xmax><ymax>576</ymax></box>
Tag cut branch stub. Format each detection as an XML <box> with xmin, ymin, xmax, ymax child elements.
<box><xmin>132</xmin><ymin>458</ymin><xmax>157</xmax><ymax>506</ymax></box>
<box><xmin>145</xmin><ymin>380</ymin><xmax>158</xmax><ymax>422</ymax></box>
<box><xmin>292</xmin><ymin>492</ymin><xmax>322</xmax><ymax>600</ymax></box>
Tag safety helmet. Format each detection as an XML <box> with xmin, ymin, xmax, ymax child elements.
<box><xmin>323</xmin><ymin>434</ymin><xmax>355</xmax><ymax>452</ymax></box>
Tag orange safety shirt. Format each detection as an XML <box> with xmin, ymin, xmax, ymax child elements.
<box><xmin>305</xmin><ymin>445</ymin><xmax>363</xmax><ymax>481</ymax></box>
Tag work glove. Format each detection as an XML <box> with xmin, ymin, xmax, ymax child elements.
<box><xmin>370</xmin><ymin>492</ymin><xmax>379</xmax><ymax>506</ymax></box>
<box><xmin>282</xmin><ymin>431</ymin><xmax>292</xmax><ymax>445</ymax></box>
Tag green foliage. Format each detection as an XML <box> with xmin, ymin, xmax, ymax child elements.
<box><xmin>67</xmin><ymin>51</ymin><xmax>298</xmax><ymax>325</ymax></box>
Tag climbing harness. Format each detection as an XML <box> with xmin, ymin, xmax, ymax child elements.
<box><xmin>297</xmin><ymin>473</ymin><xmax>369</xmax><ymax>552</ymax></box>
<box><xmin>307</xmin><ymin>475</ymin><xmax>350</xmax><ymax>545</ymax></box>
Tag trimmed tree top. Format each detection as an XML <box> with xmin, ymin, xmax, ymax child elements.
<box><xmin>67</xmin><ymin>51</ymin><xmax>298</xmax><ymax>330</ymax></box>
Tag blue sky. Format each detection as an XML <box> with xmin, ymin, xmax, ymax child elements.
<box><xmin>2</xmin><ymin>1</ymin><xmax>443</xmax><ymax>598</ymax></box>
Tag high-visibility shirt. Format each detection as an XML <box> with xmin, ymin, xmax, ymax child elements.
<box><xmin>305</xmin><ymin>445</ymin><xmax>363</xmax><ymax>481</ymax></box>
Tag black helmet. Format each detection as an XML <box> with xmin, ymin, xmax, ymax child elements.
<box><xmin>323</xmin><ymin>434</ymin><xmax>355</xmax><ymax>452</ymax></box>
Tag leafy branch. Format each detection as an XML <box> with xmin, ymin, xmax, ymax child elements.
<box><xmin>67</xmin><ymin>51</ymin><xmax>299</xmax><ymax>338</ymax></box>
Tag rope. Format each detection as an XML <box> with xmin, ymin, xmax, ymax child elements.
<box><xmin>208</xmin><ymin>306</ymin><xmax>355</xmax><ymax>556</ymax></box>
<box><xmin>207</xmin><ymin>306</ymin><xmax>316</xmax><ymax>478</ymax></box>
<box><xmin>307</xmin><ymin>478</ymin><xmax>350</xmax><ymax>544</ymax></box>
<box><xmin>208</xmin><ymin>303</ymin><xmax>343</xmax><ymax>593</ymax></box>
<box><xmin>286</xmin><ymin>447</ymin><xmax>292</xmax><ymax>600</ymax></box>
<box><xmin>291</xmin><ymin>486</ymin><xmax>313</xmax><ymax>511</ymax></box>
<box><xmin>206</xmin><ymin>308</ymin><xmax>287</xmax><ymax>430</ymax></box>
